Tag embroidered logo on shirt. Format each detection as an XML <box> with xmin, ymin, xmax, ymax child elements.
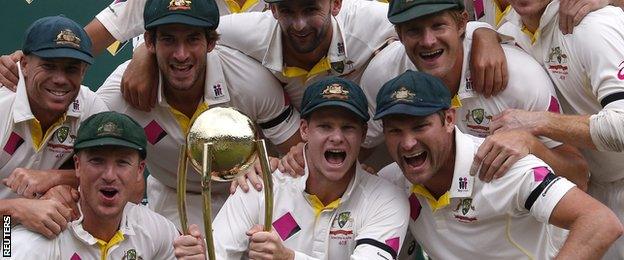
<box><xmin>144</xmin><ymin>120</ymin><xmax>167</xmax><ymax>145</ymax></box>
<box><xmin>213</xmin><ymin>83</ymin><xmax>223</xmax><ymax>98</ymax></box>
<box><xmin>273</xmin><ymin>212</ymin><xmax>301</xmax><ymax>241</ymax></box>
<box><xmin>546</xmin><ymin>46</ymin><xmax>569</xmax><ymax>80</ymax></box>
<box><xmin>330</xmin><ymin>211</ymin><xmax>354</xmax><ymax>242</ymax></box>
<box><xmin>330</xmin><ymin>61</ymin><xmax>345</xmax><ymax>74</ymax></box>
<box><xmin>121</xmin><ymin>249</ymin><xmax>143</xmax><ymax>260</ymax></box>
<box><xmin>453</xmin><ymin>198</ymin><xmax>477</xmax><ymax>223</ymax></box>
<box><xmin>56</xmin><ymin>126</ymin><xmax>69</xmax><ymax>143</ymax></box>
<box><xmin>408</xmin><ymin>193</ymin><xmax>421</xmax><ymax>221</ymax></box>
<box><xmin>72</xmin><ymin>99</ymin><xmax>80</xmax><ymax>111</ymax></box>
<box><xmin>3</xmin><ymin>132</ymin><xmax>24</xmax><ymax>155</ymax></box>
<box><xmin>462</xmin><ymin>108</ymin><xmax>492</xmax><ymax>138</ymax></box>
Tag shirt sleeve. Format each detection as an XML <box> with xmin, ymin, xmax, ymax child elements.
<box><xmin>572</xmin><ymin>7</ymin><xmax>624</xmax><ymax>107</ymax></box>
<box><xmin>213</xmin><ymin>183</ymin><xmax>262</xmax><ymax>259</ymax></box>
<box><xmin>10</xmin><ymin>227</ymin><xmax>59</xmax><ymax>259</ymax></box>
<box><xmin>95</xmin><ymin>0</ymin><xmax>147</xmax><ymax>42</ymax></box>
<box><xmin>95</xmin><ymin>60</ymin><xmax>132</xmax><ymax>112</ymax></box>
<box><xmin>352</xmin><ymin>181</ymin><xmax>410</xmax><ymax>260</ymax></box>
<box><xmin>502</xmin><ymin>45</ymin><xmax>563</xmax><ymax>149</ymax></box>
<box><xmin>219</xmin><ymin>47</ymin><xmax>300</xmax><ymax>145</ymax></box>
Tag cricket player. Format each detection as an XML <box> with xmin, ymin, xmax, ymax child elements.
<box><xmin>174</xmin><ymin>77</ymin><xmax>410</xmax><ymax>260</ymax></box>
<box><xmin>95</xmin><ymin>0</ymin><xmax>301</xmax><ymax>235</ymax></box>
<box><xmin>0</xmin><ymin>15</ymin><xmax>108</xmax><ymax>239</ymax></box>
<box><xmin>376</xmin><ymin>70</ymin><xmax>622</xmax><ymax>259</ymax></box>
<box><xmin>497</xmin><ymin>0</ymin><xmax>624</xmax><ymax>257</ymax></box>
<box><xmin>359</xmin><ymin>0</ymin><xmax>588</xmax><ymax>187</ymax></box>
<box><xmin>10</xmin><ymin>111</ymin><xmax>179</xmax><ymax>259</ymax></box>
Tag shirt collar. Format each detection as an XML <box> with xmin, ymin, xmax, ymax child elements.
<box><xmin>502</xmin><ymin>0</ymin><xmax>559</xmax><ymax>36</ymax></box>
<box><xmin>13</xmin><ymin>61</ymin><xmax>83</xmax><ymax>124</ymax></box>
<box><xmin>262</xmin><ymin>16</ymin><xmax>347</xmax><ymax>75</ymax></box>
<box><xmin>70</xmin><ymin>203</ymin><xmax>137</xmax><ymax>245</ymax></box>
<box><xmin>156</xmin><ymin>52</ymin><xmax>231</xmax><ymax>108</ymax></box>
<box><xmin>448</xmin><ymin>127</ymin><xmax>476</xmax><ymax>198</ymax></box>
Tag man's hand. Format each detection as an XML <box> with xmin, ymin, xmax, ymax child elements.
<box><xmin>470</xmin><ymin>130</ymin><xmax>536</xmax><ymax>182</ymax></box>
<box><xmin>3</xmin><ymin>168</ymin><xmax>58</xmax><ymax>198</ymax></box>
<box><xmin>278</xmin><ymin>142</ymin><xmax>306</xmax><ymax>177</ymax></box>
<box><xmin>0</xmin><ymin>50</ymin><xmax>23</xmax><ymax>91</ymax></box>
<box><xmin>41</xmin><ymin>185</ymin><xmax>80</xmax><ymax>221</ymax></box>
<box><xmin>229</xmin><ymin>156</ymin><xmax>279</xmax><ymax>194</ymax></box>
<box><xmin>489</xmin><ymin>109</ymin><xmax>546</xmax><ymax>135</ymax></box>
<box><xmin>121</xmin><ymin>44</ymin><xmax>158</xmax><ymax>112</ymax></box>
<box><xmin>247</xmin><ymin>225</ymin><xmax>295</xmax><ymax>260</ymax></box>
<box><xmin>470</xmin><ymin>28</ymin><xmax>508</xmax><ymax>98</ymax></box>
<box><xmin>174</xmin><ymin>224</ymin><xmax>206</xmax><ymax>260</ymax></box>
<box><xmin>11</xmin><ymin>198</ymin><xmax>72</xmax><ymax>239</ymax></box>
<box><xmin>559</xmin><ymin>0</ymin><xmax>609</xmax><ymax>34</ymax></box>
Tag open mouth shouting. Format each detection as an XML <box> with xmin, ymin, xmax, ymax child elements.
<box><xmin>325</xmin><ymin>149</ymin><xmax>346</xmax><ymax>167</ymax></box>
<box><xmin>403</xmin><ymin>150</ymin><xmax>428</xmax><ymax>170</ymax></box>
<box><xmin>99</xmin><ymin>187</ymin><xmax>119</xmax><ymax>205</ymax></box>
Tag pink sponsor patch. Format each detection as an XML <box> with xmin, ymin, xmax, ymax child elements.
<box><xmin>385</xmin><ymin>237</ymin><xmax>400</xmax><ymax>254</ymax></box>
<box><xmin>144</xmin><ymin>120</ymin><xmax>167</xmax><ymax>145</ymax></box>
<box><xmin>532</xmin><ymin>166</ymin><xmax>550</xmax><ymax>182</ymax></box>
<box><xmin>548</xmin><ymin>96</ymin><xmax>561</xmax><ymax>113</ymax></box>
<box><xmin>409</xmin><ymin>193</ymin><xmax>421</xmax><ymax>221</ymax></box>
<box><xmin>272</xmin><ymin>212</ymin><xmax>300</xmax><ymax>241</ymax></box>
<box><xmin>3</xmin><ymin>132</ymin><xmax>23</xmax><ymax>155</ymax></box>
<box><xmin>474</xmin><ymin>0</ymin><xmax>485</xmax><ymax>19</ymax></box>
<box><xmin>70</xmin><ymin>253</ymin><xmax>82</xmax><ymax>260</ymax></box>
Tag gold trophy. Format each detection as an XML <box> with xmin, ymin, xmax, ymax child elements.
<box><xmin>176</xmin><ymin>107</ymin><xmax>273</xmax><ymax>260</ymax></box>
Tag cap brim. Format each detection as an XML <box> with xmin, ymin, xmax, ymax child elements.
<box><xmin>389</xmin><ymin>3</ymin><xmax>459</xmax><ymax>24</ymax></box>
<box><xmin>74</xmin><ymin>137</ymin><xmax>144</xmax><ymax>154</ymax></box>
<box><xmin>31</xmin><ymin>48</ymin><xmax>93</xmax><ymax>65</ymax></box>
<box><xmin>145</xmin><ymin>14</ymin><xmax>217</xmax><ymax>30</ymax></box>
<box><xmin>374</xmin><ymin>103</ymin><xmax>444</xmax><ymax>120</ymax></box>
<box><xmin>303</xmin><ymin>101</ymin><xmax>370</xmax><ymax>122</ymax></box>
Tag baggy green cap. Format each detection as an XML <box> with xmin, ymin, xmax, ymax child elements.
<box><xmin>388</xmin><ymin>0</ymin><xmax>464</xmax><ymax>24</ymax></box>
<box><xmin>144</xmin><ymin>0</ymin><xmax>220</xmax><ymax>30</ymax></box>
<box><xmin>74</xmin><ymin>112</ymin><xmax>147</xmax><ymax>158</ymax></box>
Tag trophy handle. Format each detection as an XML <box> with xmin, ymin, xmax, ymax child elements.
<box><xmin>177</xmin><ymin>144</ymin><xmax>189</xmax><ymax>235</ymax></box>
<box><xmin>256</xmin><ymin>139</ymin><xmax>273</xmax><ymax>232</ymax></box>
<box><xmin>202</xmin><ymin>142</ymin><xmax>217</xmax><ymax>260</ymax></box>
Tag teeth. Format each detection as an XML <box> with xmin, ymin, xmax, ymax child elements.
<box><xmin>48</xmin><ymin>90</ymin><xmax>69</xmax><ymax>96</ymax></box>
<box><xmin>420</xmin><ymin>50</ymin><xmax>443</xmax><ymax>57</ymax></box>
<box><xmin>328</xmin><ymin>149</ymin><xmax>344</xmax><ymax>153</ymax></box>
<box><xmin>404</xmin><ymin>151</ymin><xmax>424</xmax><ymax>158</ymax></box>
<box><xmin>172</xmin><ymin>64</ymin><xmax>191</xmax><ymax>70</ymax></box>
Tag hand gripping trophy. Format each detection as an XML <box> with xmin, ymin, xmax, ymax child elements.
<box><xmin>177</xmin><ymin>107</ymin><xmax>273</xmax><ymax>260</ymax></box>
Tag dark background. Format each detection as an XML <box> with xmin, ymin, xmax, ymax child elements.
<box><xmin>0</xmin><ymin>0</ymin><xmax>133</xmax><ymax>90</ymax></box>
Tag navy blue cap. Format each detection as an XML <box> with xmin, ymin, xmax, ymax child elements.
<box><xmin>301</xmin><ymin>77</ymin><xmax>370</xmax><ymax>122</ymax></box>
<box><xmin>22</xmin><ymin>15</ymin><xmax>93</xmax><ymax>64</ymax></box>
<box><xmin>374</xmin><ymin>70</ymin><xmax>451</xmax><ymax>120</ymax></box>
<box><xmin>144</xmin><ymin>0</ymin><xmax>220</xmax><ymax>30</ymax></box>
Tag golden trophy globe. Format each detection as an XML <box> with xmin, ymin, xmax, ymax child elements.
<box><xmin>176</xmin><ymin>107</ymin><xmax>273</xmax><ymax>260</ymax></box>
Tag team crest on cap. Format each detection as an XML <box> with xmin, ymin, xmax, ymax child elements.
<box><xmin>97</xmin><ymin>121</ymin><xmax>122</xmax><ymax>137</ymax></box>
<box><xmin>392</xmin><ymin>86</ymin><xmax>416</xmax><ymax>102</ymax></box>
<box><xmin>169</xmin><ymin>0</ymin><xmax>192</xmax><ymax>10</ymax></box>
<box><xmin>55</xmin><ymin>29</ymin><xmax>81</xmax><ymax>48</ymax></box>
<box><xmin>322</xmin><ymin>83</ymin><xmax>349</xmax><ymax>100</ymax></box>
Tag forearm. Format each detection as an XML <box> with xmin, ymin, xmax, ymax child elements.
<box><xmin>51</xmin><ymin>170</ymin><xmax>78</xmax><ymax>188</ymax></box>
<box><xmin>530</xmin><ymin>142</ymin><xmax>589</xmax><ymax>191</ymax></box>
<box><xmin>0</xmin><ymin>199</ymin><xmax>16</xmax><ymax>216</ymax></box>
<box><xmin>535</xmin><ymin>112</ymin><xmax>596</xmax><ymax>149</ymax></box>
<box><xmin>555</xmin><ymin>210</ymin><xmax>623</xmax><ymax>259</ymax></box>
<box><xmin>84</xmin><ymin>19</ymin><xmax>116</xmax><ymax>56</ymax></box>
